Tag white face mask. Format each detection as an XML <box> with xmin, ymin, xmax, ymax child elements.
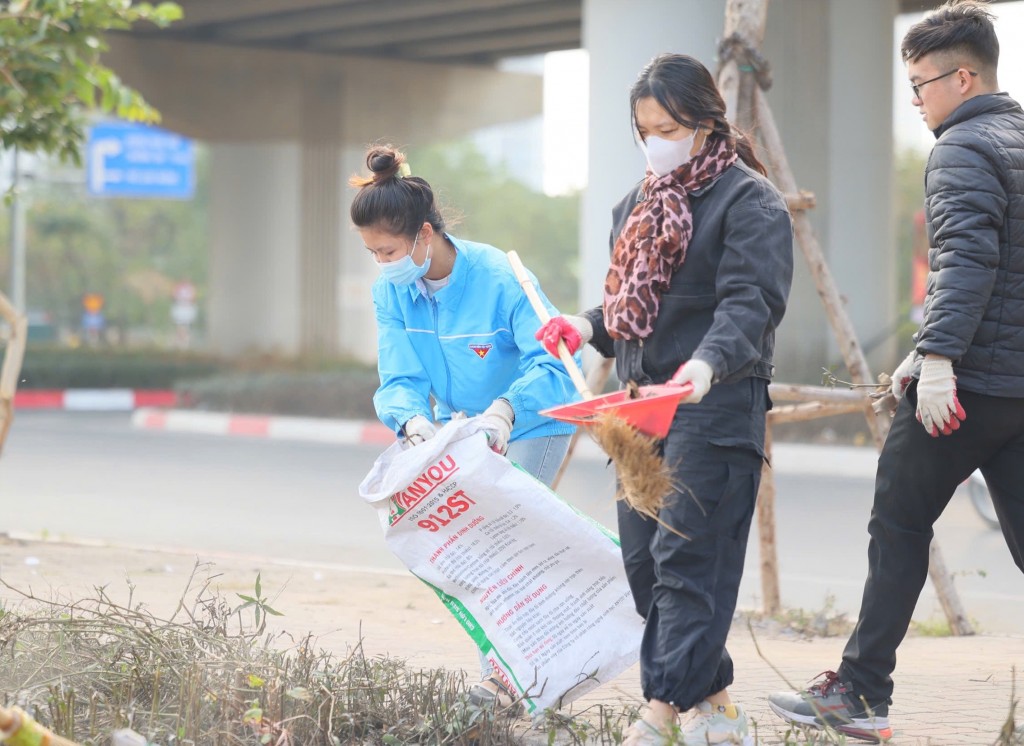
<box><xmin>641</xmin><ymin>132</ymin><xmax>698</xmax><ymax>177</ymax></box>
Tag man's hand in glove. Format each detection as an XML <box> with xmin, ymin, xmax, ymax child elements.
<box><xmin>669</xmin><ymin>359</ymin><xmax>714</xmax><ymax>404</ymax></box>
<box><xmin>891</xmin><ymin>350</ymin><xmax>917</xmax><ymax>401</ymax></box>
<box><xmin>915</xmin><ymin>356</ymin><xmax>967</xmax><ymax>437</ymax></box>
<box><xmin>480</xmin><ymin>399</ymin><xmax>515</xmax><ymax>455</ymax></box>
<box><xmin>535</xmin><ymin>315</ymin><xmax>592</xmax><ymax>357</ymax></box>
<box><xmin>401</xmin><ymin>415</ymin><xmax>437</xmax><ymax>447</ymax></box>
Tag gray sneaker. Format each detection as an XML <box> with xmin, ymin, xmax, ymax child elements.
<box><xmin>678</xmin><ymin>701</ymin><xmax>753</xmax><ymax>745</ymax></box>
<box><xmin>768</xmin><ymin>670</ymin><xmax>892</xmax><ymax>743</ymax></box>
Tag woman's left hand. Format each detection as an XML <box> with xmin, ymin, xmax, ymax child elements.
<box><xmin>669</xmin><ymin>359</ymin><xmax>714</xmax><ymax>404</ymax></box>
<box><xmin>480</xmin><ymin>399</ymin><xmax>515</xmax><ymax>455</ymax></box>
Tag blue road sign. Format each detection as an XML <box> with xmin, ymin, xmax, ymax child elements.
<box><xmin>86</xmin><ymin>121</ymin><xmax>195</xmax><ymax>199</ymax></box>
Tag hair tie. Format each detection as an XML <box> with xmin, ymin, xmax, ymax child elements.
<box><xmin>398</xmin><ymin>162</ymin><xmax>412</xmax><ymax>178</ymax></box>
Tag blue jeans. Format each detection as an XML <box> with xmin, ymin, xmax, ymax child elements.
<box><xmin>505</xmin><ymin>433</ymin><xmax>572</xmax><ymax>488</ymax></box>
<box><xmin>476</xmin><ymin>432</ymin><xmax>572</xmax><ymax>678</ymax></box>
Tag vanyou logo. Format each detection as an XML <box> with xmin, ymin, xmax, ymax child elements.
<box><xmin>469</xmin><ymin>343</ymin><xmax>492</xmax><ymax>359</ymax></box>
<box><xmin>388</xmin><ymin>455</ymin><xmax>459</xmax><ymax>525</ymax></box>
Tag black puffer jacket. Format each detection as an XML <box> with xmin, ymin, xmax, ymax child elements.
<box><xmin>916</xmin><ymin>93</ymin><xmax>1024</xmax><ymax>397</ymax></box>
<box><xmin>582</xmin><ymin>160</ymin><xmax>793</xmax><ymax>387</ymax></box>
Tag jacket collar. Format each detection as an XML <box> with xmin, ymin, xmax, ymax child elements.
<box><xmin>933</xmin><ymin>92</ymin><xmax>1022</xmax><ymax>138</ymax></box>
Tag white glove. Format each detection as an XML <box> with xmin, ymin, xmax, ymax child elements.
<box><xmin>890</xmin><ymin>350</ymin><xmax>917</xmax><ymax>402</ymax></box>
<box><xmin>915</xmin><ymin>356</ymin><xmax>966</xmax><ymax>437</ymax></box>
<box><xmin>669</xmin><ymin>359</ymin><xmax>714</xmax><ymax>404</ymax></box>
<box><xmin>401</xmin><ymin>415</ymin><xmax>437</xmax><ymax>446</ymax></box>
<box><xmin>480</xmin><ymin>399</ymin><xmax>515</xmax><ymax>455</ymax></box>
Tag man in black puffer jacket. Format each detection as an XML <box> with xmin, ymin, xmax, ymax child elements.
<box><xmin>769</xmin><ymin>1</ymin><xmax>1024</xmax><ymax>742</ymax></box>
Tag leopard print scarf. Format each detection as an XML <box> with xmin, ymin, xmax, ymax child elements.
<box><xmin>603</xmin><ymin>134</ymin><xmax>738</xmax><ymax>340</ymax></box>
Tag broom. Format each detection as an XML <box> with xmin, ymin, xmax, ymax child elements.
<box><xmin>506</xmin><ymin>252</ymin><xmax>676</xmax><ymax>522</ymax></box>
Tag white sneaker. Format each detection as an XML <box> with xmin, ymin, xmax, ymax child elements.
<box><xmin>679</xmin><ymin>701</ymin><xmax>753</xmax><ymax>745</ymax></box>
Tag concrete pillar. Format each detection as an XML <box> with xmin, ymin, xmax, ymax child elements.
<box><xmin>338</xmin><ymin>145</ymin><xmax>380</xmax><ymax>365</ymax></box>
<box><xmin>580</xmin><ymin>0</ymin><xmax>726</xmax><ymax>311</ymax></box>
<box><xmin>299</xmin><ymin>78</ymin><xmax>343</xmax><ymax>356</ymax></box>
<box><xmin>761</xmin><ymin>0</ymin><xmax>898</xmax><ymax>380</ymax></box>
<box><xmin>827</xmin><ymin>0</ymin><xmax>898</xmax><ymax>374</ymax></box>
<box><xmin>209</xmin><ymin>143</ymin><xmax>302</xmax><ymax>356</ymax></box>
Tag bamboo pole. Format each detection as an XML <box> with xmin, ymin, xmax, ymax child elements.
<box><xmin>768</xmin><ymin>401</ymin><xmax>864</xmax><ymax>425</ymax></box>
<box><xmin>769</xmin><ymin>383</ymin><xmax>868</xmax><ymax>404</ymax></box>
<box><xmin>758</xmin><ymin>424</ymin><xmax>781</xmax><ymax>615</ymax></box>
<box><xmin>718</xmin><ymin>0</ymin><xmax>769</xmax><ymax>133</ymax></box>
<box><xmin>0</xmin><ymin>290</ymin><xmax>28</xmax><ymax>457</ymax></box>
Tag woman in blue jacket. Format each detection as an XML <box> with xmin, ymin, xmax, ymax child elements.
<box><xmin>350</xmin><ymin>143</ymin><xmax>578</xmax><ymax>709</ymax></box>
<box><xmin>537</xmin><ymin>55</ymin><xmax>793</xmax><ymax>745</ymax></box>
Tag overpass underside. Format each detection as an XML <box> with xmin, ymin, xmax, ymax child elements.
<box><xmin>106</xmin><ymin>0</ymin><xmax>986</xmax><ymax>379</ymax></box>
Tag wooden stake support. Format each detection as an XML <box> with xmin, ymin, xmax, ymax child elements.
<box><xmin>0</xmin><ymin>290</ymin><xmax>28</xmax><ymax>458</ymax></box>
<box><xmin>718</xmin><ymin>0</ymin><xmax>973</xmax><ymax>633</ymax></box>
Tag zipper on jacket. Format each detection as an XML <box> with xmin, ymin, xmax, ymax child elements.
<box><xmin>431</xmin><ymin>296</ymin><xmax>455</xmax><ymax>412</ymax></box>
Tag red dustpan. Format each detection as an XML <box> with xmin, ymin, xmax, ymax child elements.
<box><xmin>541</xmin><ymin>383</ymin><xmax>692</xmax><ymax>439</ymax></box>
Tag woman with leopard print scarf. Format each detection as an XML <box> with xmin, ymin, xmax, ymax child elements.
<box><xmin>536</xmin><ymin>53</ymin><xmax>794</xmax><ymax>746</ymax></box>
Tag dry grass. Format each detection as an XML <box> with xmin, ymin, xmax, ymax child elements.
<box><xmin>0</xmin><ymin>566</ymin><xmax>524</xmax><ymax>745</ymax></box>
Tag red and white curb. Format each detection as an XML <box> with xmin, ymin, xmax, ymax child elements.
<box><xmin>15</xmin><ymin>389</ymin><xmax>177</xmax><ymax>411</ymax></box>
<box><xmin>131</xmin><ymin>407</ymin><xmax>607</xmax><ymax>459</ymax></box>
<box><xmin>132</xmin><ymin>408</ymin><xmax>396</xmax><ymax>445</ymax></box>
<box><xmin>130</xmin><ymin>408</ymin><xmax>879</xmax><ymax>475</ymax></box>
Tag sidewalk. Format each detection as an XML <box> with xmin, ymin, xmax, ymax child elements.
<box><xmin>1</xmin><ymin>533</ymin><xmax>1019</xmax><ymax>745</ymax></box>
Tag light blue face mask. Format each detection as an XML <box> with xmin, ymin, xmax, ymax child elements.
<box><xmin>378</xmin><ymin>234</ymin><xmax>431</xmax><ymax>286</ymax></box>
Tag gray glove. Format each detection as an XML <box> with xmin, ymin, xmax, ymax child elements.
<box><xmin>916</xmin><ymin>356</ymin><xmax>966</xmax><ymax>437</ymax></box>
<box><xmin>480</xmin><ymin>399</ymin><xmax>515</xmax><ymax>455</ymax></box>
<box><xmin>401</xmin><ymin>415</ymin><xmax>437</xmax><ymax>446</ymax></box>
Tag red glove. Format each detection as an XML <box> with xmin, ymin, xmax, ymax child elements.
<box><xmin>534</xmin><ymin>315</ymin><xmax>591</xmax><ymax>357</ymax></box>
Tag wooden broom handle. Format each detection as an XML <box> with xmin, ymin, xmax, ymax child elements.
<box><xmin>506</xmin><ymin>251</ymin><xmax>593</xmax><ymax>399</ymax></box>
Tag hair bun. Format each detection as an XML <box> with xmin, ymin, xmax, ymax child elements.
<box><xmin>366</xmin><ymin>145</ymin><xmax>407</xmax><ymax>184</ymax></box>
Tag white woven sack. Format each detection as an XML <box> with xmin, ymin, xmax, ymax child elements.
<box><xmin>358</xmin><ymin>417</ymin><xmax>641</xmax><ymax>715</ymax></box>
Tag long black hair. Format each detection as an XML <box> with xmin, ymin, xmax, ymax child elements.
<box><xmin>630</xmin><ymin>53</ymin><xmax>766</xmax><ymax>176</ymax></box>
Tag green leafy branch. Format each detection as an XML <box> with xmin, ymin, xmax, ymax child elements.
<box><xmin>235</xmin><ymin>572</ymin><xmax>284</xmax><ymax>635</ymax></box>
<box><xmin>0</xmin><ymin>0</ymin><xmax>183</xmax><ymax>163</ymax></box>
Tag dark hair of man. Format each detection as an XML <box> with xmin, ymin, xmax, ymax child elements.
<box><xmin>630</xmin><ymin>53</ymin><xmax>766</xmax><ymax>176</ymax></box>
<box><xmin>900</xmin><ymin>0</ymin><xmax>998</xmax><ymax>75</ymax></box>
<box><xmin>349</xmin><ymin>144</ymin><xmax>445</xmax><ymax>239</ymax></box>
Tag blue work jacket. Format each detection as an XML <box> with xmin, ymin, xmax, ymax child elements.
<box><xmin>372</xmin><ymin>235</ymin><xmax>578</xmax><ymax>440</ymax></box>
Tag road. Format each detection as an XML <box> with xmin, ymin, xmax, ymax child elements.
<box><xmin>1</xmin><ymin>411</ymin><xmax>1020</xmax><ymax>634</ymax></box>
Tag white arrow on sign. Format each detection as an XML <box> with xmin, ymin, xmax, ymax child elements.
<box><xmin>88</xmin><ymin>138</ymin><xmax>123</xmax><ymax>193</ymax></box>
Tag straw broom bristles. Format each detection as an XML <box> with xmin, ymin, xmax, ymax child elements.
<box><xmin>586</xmin><ymin>412</ymin><xmax>685</xmax><ymax>536</ymax></box>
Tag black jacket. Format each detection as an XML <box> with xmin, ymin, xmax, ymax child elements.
<box><xmin>583</xmin><ymin>160</ymin><xmax>794</xmax><ymax>387</ymax></box>
<box><xmin>916</xmin><ymin>93</ymin><xmax>1024</xmax><ymax>397</ymax></box>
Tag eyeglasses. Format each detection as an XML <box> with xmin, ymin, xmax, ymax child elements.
<box><xmin>911</xmin><ymin>69</ymin><xmax>977</xmax><ymax>99</ymax></box>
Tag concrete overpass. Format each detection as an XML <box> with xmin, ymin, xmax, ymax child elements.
<box><xmin>105</xmin><ymin>0</ymin><xmax>1001</xmax><ymax>379</ymax></box>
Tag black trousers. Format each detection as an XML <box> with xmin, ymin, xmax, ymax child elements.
<box><xmin>839</xmin><ymin>384</ymin><xmax>1024</xmax><ymax>707</ymax></box>
<box><xmin>617</xmin><ymin>378</ymin><xmax>766</xmax><ymax>711</ymax></box>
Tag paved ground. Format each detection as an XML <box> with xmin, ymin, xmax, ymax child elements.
<box><xmin>1</xmin><ymin>534</ymin><xmax>1020</xmax><ymax>745</ymax></box>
